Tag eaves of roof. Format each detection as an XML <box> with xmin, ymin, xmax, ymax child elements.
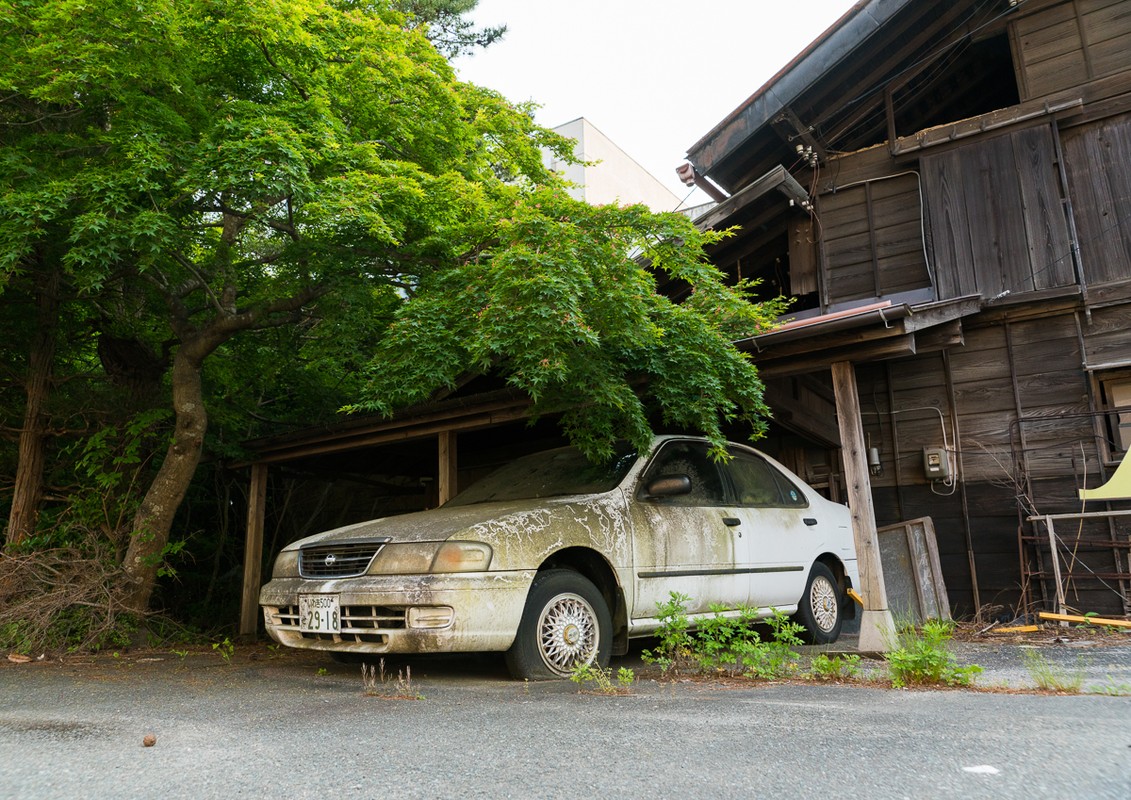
<box><xmin>685</xmin><ymin>0</ymin><xmax>914</xmax><ymax>177</ymax></box>
<box><xmin>735</xmin><ymin>294</ymin><xmax>983</xmax><ymax>376</ymax></box>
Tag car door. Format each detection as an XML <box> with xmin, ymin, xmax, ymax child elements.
<box><xmin>722</xmin><ymin>447</ymin><xmax>818</xmax><ymax>610</ymax></box>
<box><xmin>628</xmin><ymin>439</ymin><xmax>748</xmax><ymax>618</ymax></box>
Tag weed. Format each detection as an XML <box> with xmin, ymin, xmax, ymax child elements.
<box><xmin>570</xmin><ymin>663</ymin><xmax>635</xmax><ymax>694</ymax></box>
<box><xmin>171</xmin><ymin>648</ymin><xmax>189</xmax><ymax>661</ymax></box>
<box><xmin>885</xmin><ymin>619</ymin><xmax>982</xmax><ymax>688</ymax></box>
<box><xmin>641</xmin><ymin>592</ymin><xmax>694</xmax><ymax>675</ymax></box>
<box><xmin>361</xmin><ymin>658</ymin><xmax>421</xmax><ymax>699</ymax></box>
<box><xmin>692</xmin><ymin>606</ymin><xmax>804</xmax><ymax>679</ymax></box>
<box><xmin>1020</xmin><ymin>648</ymin><xmax>1084</xmax><ymax>693</ymax></box>
<box><xmin>316</xmin><ymin>667</ymin><xmax>329</xmax><ymax>676</ymax></box>
<box><xmin>1087</xmin><ymin>679</ymin><xmax>1131</xmax><ymax>696</ymax></box>
<box><xmin>211</xmin><ymin>636</ymin><xmax>234</xmax><ymax>665</ymax></box>
<box><xmin>808</xmin><ymin>652</ymin><xmax>862</xmax><ymax>681</ymax></box>
<box><xmin>641</xmin><ymin>593</ymin><xmax>803</xmax><ymax>681</ymax></box>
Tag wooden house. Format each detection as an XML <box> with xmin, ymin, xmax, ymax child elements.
<box><xmin>682</xmin><ymin>0</ymin><xmax>1131</xmax><ymax>618</ymax></box>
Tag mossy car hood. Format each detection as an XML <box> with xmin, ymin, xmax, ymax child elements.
<box><xmin>282</xmin><ymin>493</ymin><xmax>623</xmax><ymax>551</ymax></box>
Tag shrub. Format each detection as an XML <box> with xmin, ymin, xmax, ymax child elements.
<box><xmin>886</xmin><ymin>619</ymin><xmax>982</xmax><ymax>688</ymax></box>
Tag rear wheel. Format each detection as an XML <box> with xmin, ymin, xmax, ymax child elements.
<box><xmin>505</xmin><ymin>569</ymin><xmax>611</xmax><ymax>680</ymax></box>
<box><xmin>795</xmin><ymin>562</ymin><xmax>843</xmax><ymax>644</ymax></box>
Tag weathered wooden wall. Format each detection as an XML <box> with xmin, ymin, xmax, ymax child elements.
<box><xmin>1012</xmin><ymin>0</ymin><xmax>1131</xmax><ymax>101</ymax></box>
<box><xmin>816</xmin><ymin>154</ymin><xmax>931</xmax><ymax>308</ymax></box>
<box><xmin>1062</xmin><ymin>111</ymin><xmax>1131</xmax><ymax>286</ymax></box>
<box><xmin>848</xmin><ymin>302</ymin><xmax>1130</xmax><ymax>616</ymax></box>
<box><xmin>920</xmin><ymin>124</ymin><xmax>1075</xmax><ymax>300</ymax></box>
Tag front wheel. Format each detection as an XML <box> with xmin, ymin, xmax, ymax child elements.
<box><xmin>505</xmin><ymin>569</ymin><xmax>611</xmax><ymax>680</ymax></box>
<box><xmin>795</xmin><ymin>562</ymin><xmax>843</xmax><ymax>644</ymax></box>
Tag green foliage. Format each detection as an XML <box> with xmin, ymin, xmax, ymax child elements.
<box><xmin>692</xmin><ymin>606</ymin><xmax>804</xmax><ymax>679</ymax></box>
<box><xmin>24</xmin><ymin>409</ymin><xmax>171</xmax><ymax>552</ymax></box>
<box><xmin>641</xmin><ymin>592</ymin><xmax>694</xmax><ymax>675</ymax></box>
<box><xmin>642</xmin><ymin>592</ymin><xmax>804</xmax><ymax>681</ymax></box>
<box><xmin>885</xmin><ymin>619</ymin><xmax>983</xmax><ymax>688</ymax></box>
<box><xmin>353</xmin><ymin>192</ymin><xmax>789</xmax><ymax>461</ymax></box>
<box><xmin>808</xmin><ymin>653</ymin><xmax>862</xmax><ymax>681</ymax></box>
<box><xmin>211</xmin><ymin>636</ymin><xmax>235</xmax><ymax>665</ymax></box>
<box><xmin>569</xmin><ymin>662</ymin><xmax>635</xmax><ymax>694</ymax></box>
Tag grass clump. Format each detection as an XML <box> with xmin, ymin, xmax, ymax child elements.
<box><xmin>886</xmin><ymin>619</ymin><xmax>982</xmax><ymax>688</ymax></box>
<box><xmin>1020</xmin><ymin>648</ymin><xmax>1084</xmax><ymax>693</ymax></box>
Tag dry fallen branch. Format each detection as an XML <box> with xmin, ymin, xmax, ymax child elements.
<box><xmin>0</xmin><ymin>546</ymin><xmax>142</xmax><ymax>653</ymax></box>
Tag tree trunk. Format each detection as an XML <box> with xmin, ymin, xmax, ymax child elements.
<box><xmin>5</xmin><ymin>266</ymin><xmax>60</xmax><ymax>549</ymax></box>
<box><xmin>119</xmin><ymin>278</ymin><xmax>324</xmax><ymax>612</ymax></box>
<box><xmin>120</xmin><ymin>338</ymin><xmax>212</xmax><ymax>612</ymax></box>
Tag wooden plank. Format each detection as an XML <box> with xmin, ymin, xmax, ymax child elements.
<box><xmin>832</xmin><ymin>361</ymin><xmax>893</xmax><ymax>650</ymax></box>
<box><xmin>921</xmin><ymin>148</ymin><xmax>977</xmax><ymax>298</ymax></box>
<box><xmin>240</xmin><ymin>462</ymin><xmax>269</xmax><ymax>637</ymax></box>
<box><xmin>437</xmin><ymin>430</ymin><xmax>458</xmax><ymax>505</ymax></box>
<box><xmin>788</xmin><ymin>218</ymin><xmax>818</xmax><ymax>295</ymax></box>
<box><xmin>1012</xmin><ymin>126</ymin><xmax>1075</xmax><ymax>290</ymax></box>
<box><xmin>1039</xmin><ymin>611</ymin><xmax>1131</xmax><ymax>627</ymax></box>
<box><xmin>877</xmin><ymin>517</ymin><xmax>952</xmax><ymax>623</ymax></box>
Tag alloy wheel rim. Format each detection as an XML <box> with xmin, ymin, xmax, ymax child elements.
<box><xmin>810</xmin><ymin>575</ymin><xmax>838</xmax><ymax>632</ymax></box>
<box><xmin>537</xmin><ymin>592</ymin><xmax>598</xmax><ymax>675</ymax></box>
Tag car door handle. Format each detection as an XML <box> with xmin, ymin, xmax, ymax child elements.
<box><xmin>803</xmin><ymin>518</ymin><xmax>818</xmax><ymax>526</ymax></box>
<box><xmin>722</xmin><ymin>517</ymin><xmax>742</xmax><ymax>527</ymax></box>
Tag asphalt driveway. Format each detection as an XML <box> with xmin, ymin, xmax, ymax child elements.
<box><xmin>2</xmin><ymin>638</ymin><xmax>1130</xmax><ymax>800</ymax></box>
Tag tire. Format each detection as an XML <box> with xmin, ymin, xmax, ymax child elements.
<box><xmin>505</xmin><ymin>569</ymin><xmax>612</xmax><ymax>680</ymax></box>
<box><xmin>795</xmin><ymin>562</ymin><xmax>843</xmax><ymax>644</ymax></box>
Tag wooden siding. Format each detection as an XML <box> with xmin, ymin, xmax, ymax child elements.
<box><xmin>817</xmin><ymin>172</ymin><xmax>931</xmax><ymax>307</ymax></box>
<box><xmin>850</xmin><ymin>305</ymin><xmax>1131</xmax><ymax>614</ymax></box>
<box><xmin>1013</xmin><ymin>0</ymin><xmax>1131</xmax><ymax>100</ymax></box>
<box><xmin>1062</xmin><ymin>112</ymin><xmax>1131</xmax><ymax>286</ymax></box>
<box><xmin>921</xmin><ymin>124</ymin><xmax>1075</xmax><ymax>300</ymax></box>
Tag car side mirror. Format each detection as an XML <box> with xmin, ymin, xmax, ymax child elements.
<box><xmin>646</xmin><ymin>474</ymin><xmax>692</xmax><ymax>498</ymax></box>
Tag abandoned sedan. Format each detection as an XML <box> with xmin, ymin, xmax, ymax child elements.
<box><xmin>259</xmin><ymin>436</ymin><xmax>859</xmax><ymax>679</ymax></box>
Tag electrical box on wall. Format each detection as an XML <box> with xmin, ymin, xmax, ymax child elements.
<box><xmin>923</xmin><ymin>446</ymin><xmax>950</xmax><ymax>480</ymax></box>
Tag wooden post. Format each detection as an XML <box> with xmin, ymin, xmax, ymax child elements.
<box><xmin>239</xmin><ymin>462</ymin><xmax>268</xmax><ymax>637</ymax></box>
<box><xmin>831</xmin><ymin>361</ymin><xmax>894</xmax><ymax>652</ymax></box>
<box><xmin>438</xmin><ymin>430</ymin><xmax>458</xmax><ymax>506</ymax></box>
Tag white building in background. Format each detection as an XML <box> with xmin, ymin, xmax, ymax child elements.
<box><xmin>545</xmin><ymin>118</ymin><xmax>681</xmax><ymax>213</ymax></box>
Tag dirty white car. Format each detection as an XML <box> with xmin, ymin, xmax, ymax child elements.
<box><xmin>259</xmin><ymin>436</ymin><xmax>859</xmax><ymax>679</ymax></box>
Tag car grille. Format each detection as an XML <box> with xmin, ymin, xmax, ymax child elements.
<box><xmin>271</xmin><ymin>604</ymin><xmax>407</xmax><ymax>644</ymax></box>
<box><xmin>299</xmin><ymin>540</ymin><xmax>388</xmax><ymax>578</ymax></box>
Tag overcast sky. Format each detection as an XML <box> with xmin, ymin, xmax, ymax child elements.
<box><xmin>453</xmin><ymin>0</ymin><xmax>859</xmax><ymax>208</ymax></box>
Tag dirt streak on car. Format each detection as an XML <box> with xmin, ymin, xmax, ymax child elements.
<box><xmin>259</xmin><ymin>436</ymin><xmax>860</xmax><ymax>679</ymax></box>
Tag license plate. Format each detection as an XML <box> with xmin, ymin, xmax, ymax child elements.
<box><xmin>299</xmin><ymin>594</ymin><xmax>340</xmax><ymax>634</ymax></box>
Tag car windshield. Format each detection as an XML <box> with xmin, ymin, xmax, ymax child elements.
<box><xmin>446</xmin><ymin>443</ymin><xmax>638</xmax><ymax>506</ymax></box>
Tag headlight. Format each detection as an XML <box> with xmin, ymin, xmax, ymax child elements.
<box><xmin>369</xmin><ymin>541</ymin><xmax>493</xmax><ymax>574</ymax></box>
<box><xmin>430</xmin><ymin>541</ymin><xmax>492</xmax><ymax>573</ymax></box>
<box><xmin>272</xmin><ymin>550</ymin><xmax>300</xmax><ymax>578</ymax></box>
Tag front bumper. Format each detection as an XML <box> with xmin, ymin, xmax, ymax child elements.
<box><xmin>259</xmin><ymin>570</ymin><xmax>535</xmax><ymax>655</ymax></box>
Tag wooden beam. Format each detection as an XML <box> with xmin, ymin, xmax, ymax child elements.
<box><xmin>438</xmin><ymin>430</ymin><xmax>458</xmax><ymax>505</ymax></box>
<box><xmin>756</xmin><ymin>335</ymin><xmax>918</xmax><ymax>379</ymax></box>
<box><xmin>1038</xmin><ymin>611</ymin><xmax>1131</xmax><ymax>629</ymax></box>
<box><xmin>831</xmin><ymin>361</ymin><xmax>894</xmax><ymax>652</ymax></box>
<box><xmin>240</xmin><ymin>462</ymin><xmax>268</xmax><ymax>637</ymax></box>
<box><xmin>249</xmin><ymin>406</ymin><xmax>530</xmax><ymax>465</ymax></box>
